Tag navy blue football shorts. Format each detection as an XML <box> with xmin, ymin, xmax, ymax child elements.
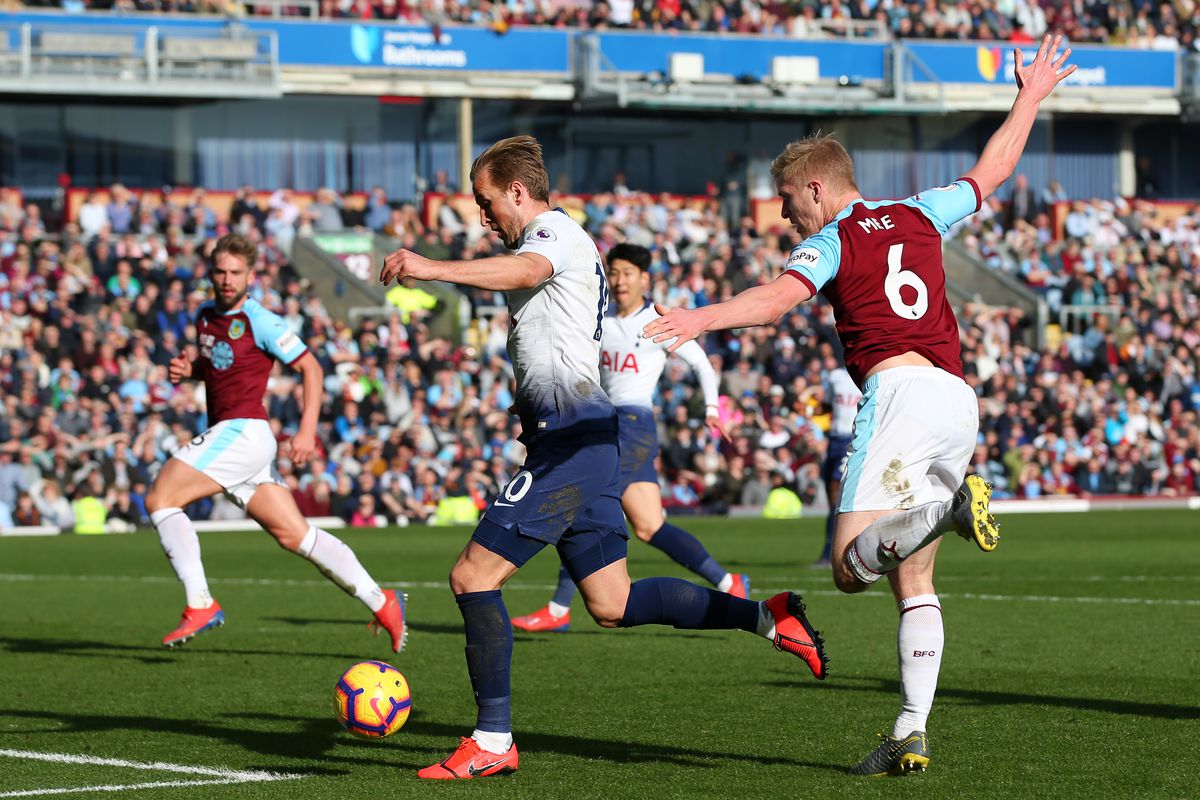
<box><xmin>472</xmin><ymin>427</ymin><xmax>629</xmax><ymax>583</ymax></box>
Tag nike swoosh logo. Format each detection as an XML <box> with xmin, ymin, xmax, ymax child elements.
<box><xmin>493</xmin><ymin>501</ymin><xmax>515</xmax><ymax>507</ymax></box>
<box><xmin>467</xmin><ymin>759</ymin><xmax>508</xmax><ymax>777</ymax></box>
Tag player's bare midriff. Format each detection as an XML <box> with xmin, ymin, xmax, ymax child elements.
<box><xmin>863</xmin><ymin>351</ymin><xmax>935</xmax><ymax>380</ymax></box>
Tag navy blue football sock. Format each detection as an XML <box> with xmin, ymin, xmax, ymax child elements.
<box><xmin>551</xmin><ymin>565</ymin><xmax>578</xmax><ymax>608</ymax></box>
<box><xmin>648</xmin><ymin>522</ymin><xmax>727</xmax><ymax>587</ymax></box>
<box><xmin>820</xmin><ymin>510</ymin><xmax>835</xmax><ymax>562</ymax></box>
<box><xmin>617</xmin><ymin>577</ymin><xmax>759</xmax><ymax>632</ymax></box>
<box><xmin>456</xmin><ymin>590</ymin><xmax>513</xmax><ymax>733</ymax></box>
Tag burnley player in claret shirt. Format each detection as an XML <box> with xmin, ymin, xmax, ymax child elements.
<box><xmin>646</xmin><ymin>35</ymin><xmax>1076</xmax><ymax>776</ymax></box>
<box><xmin>144</xmin><ymin>233</ymin><xmax>407</xmax><ymax>653</ymax></box>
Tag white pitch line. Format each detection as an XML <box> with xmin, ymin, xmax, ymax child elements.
<box><xmin>0</xmin><ymin>749</ymin><xmax>303</xmax><ymax>799</ymax></box>
<box><xmin>0</xmin><ymin>573</ymin><xmax>1197</xmax><ymax>607</ymax></box>
<box><xmin>0</xmin><ymin>778</ymin><xmax>292</xmax><ymax>798</ymax></box>
<box><xmin>0</xmin><ymin>749</ymin><xmax>297</xmax><ymax>780</ymax></box>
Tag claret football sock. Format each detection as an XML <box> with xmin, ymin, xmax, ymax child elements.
<box><xmin>296</xmin><ymin>526</ymin><xmax>386</xmax><ymax>612</ymax></box>
<box><xmin>550</xmin><ymin>565</ymin><xmax>577</xmax><ymax>613</ymax></box>
<box><xmin>648</xmin><ymin>522</ymin><xmax>729</xmax><ymax>588</ymax></box>
<box><xmin>893</xmin><ymin>595</ymin><xmax>943</xmax><ymax>738</ymax></box>
<box><xmin>152</xmin><ymin>507</ymin><xmax>213</xmax><ymax>609</ymax></box>
<box><xmin>846</xmin><ymin>500</ymin><xmax>954</xmax><ymax>583</ymax></box>
<box><xmin>457</xmin><ymin>590</ymin><xmax>513</xmax><ymax>738</ymax></box>
<box><xmin>617</xmin><ymin>577</ymin><xmax>759</xmax><ymax>631</ymax></box>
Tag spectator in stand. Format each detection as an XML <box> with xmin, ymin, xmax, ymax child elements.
<box><xmin>78</xmin><ymin>192</ymin><xmax>110</xmax><ymax>240</ymax></box>
<box><xmin>365</xmin><ymin>186</ymin><xmax>393</xmax><ymax>231</ymax></box>
<box><xmin>106</xmin><ymin>184</ymin><xmax>137</xmax><ymax>235</ymax></box>
<box><xmin>309</xmin><ymin>187</ymin><xmax>344</xmax><ymax>231</ymax></box>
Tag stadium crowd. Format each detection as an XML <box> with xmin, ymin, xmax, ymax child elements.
<box><xmin>0</xmin><ymin>170</ymin><xmax>1197</xmax><ymax>532</ymax></box>
<box><xmin>12</xmin><ymin>0</ymin><xmax>1200</xmax><ymax>51</ymax></box>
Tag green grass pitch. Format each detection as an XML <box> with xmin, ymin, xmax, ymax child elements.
<box><xmin>1</xmin><ymin>511</ymin><xmax>1198</xmax><ymax>799</ymax></box>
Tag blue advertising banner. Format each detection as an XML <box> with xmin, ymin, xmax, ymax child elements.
<box><xmin>0</xmin><ymin>12</ymin><xmax>1180</xmax><ymax>89</ymax></box>
<box><xmin>267</xmin><ymin>22</ymin><xmax>569</xmax><ymax>72</ymax></box>
<box><xmin>594</xmin><ymin>31</ymin><xmax>887</xmax><ymax>81</ymax></box>
<box><xmin>905</xmin><ymin>41</ymin><xmax>1177</xmax><ymax>89</ymax></box>
<box><xmin>0</xmin><ymin>12</ymin><xmax>571</xmax><ymax>72</ymax></box>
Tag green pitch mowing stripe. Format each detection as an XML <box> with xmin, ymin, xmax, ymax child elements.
<box><xmin>0</xmin><ymin>511</ymin><xmax>1198</xmax><ymax>800</ymax></box>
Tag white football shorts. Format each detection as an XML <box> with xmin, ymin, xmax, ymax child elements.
<box><xmin>839</xmin><ymin>366</ymin><xmax>978</xmax><ymax>513</ymax></box>
<box><xmin>172</xmin><ymin>418</ymin><xmax>285</xmax><ymax>509</ymax></box>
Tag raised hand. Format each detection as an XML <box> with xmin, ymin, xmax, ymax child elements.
<box><xmin>1014</xmin><ymin>34</ymin><xmax>1076</xmax><ymax>101</ymax></box>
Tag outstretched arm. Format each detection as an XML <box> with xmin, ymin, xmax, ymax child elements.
<box><xmin>379</xmin><ymin>249</ymin><xmax>553</xmax><ymax>292</ymax></box>
<box><xmin>965</xmin><ymin>34</ymin><xmax>1077</xmax><ymax>201</ymax></box>
<box><xmin>643</xmin><ymin>274</ymin><xmax>812</xmax><ymax>353</ymax></box>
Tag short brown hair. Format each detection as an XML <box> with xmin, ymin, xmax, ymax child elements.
<box><xmin>470</xmin><ymin>135</ymin><xmax>550</xmax><ymax>203</ymax></box>
<box><xmin>212</xmin><ymin>233</ymin><xmax>257</xmax><ymax>266</ymax></box>
<box><xmin>770</xmin><ymin>132</ymin><xmax>858</xmax><ymax>193</ymax></box>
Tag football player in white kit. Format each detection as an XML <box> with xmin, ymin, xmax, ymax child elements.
<box><xmin>815</xmin><ymin>363</ymin><xmax>862</xmax><ymax>568</ymax></box>
<box><xmin>380</xmin><ymin>136</ymin><xmax>828</xmax><ymax>780</ymax></box>
<box><xmin>511</xmin><ymin>243</ymin><xmax>750</xmax><ymax>632</ymax></box>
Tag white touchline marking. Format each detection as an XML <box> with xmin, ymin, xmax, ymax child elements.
<box><xmin>0</xmin><ymin>574</ymin><xmax>1196</xmax><ymax>607</ymax></box>
<box><xmin>0</xmin><ymin>778</ymin><xmax>288</xmax><ymax>798</ymax></box>
<box><xmin>0</xmin><ymin>749</ymin><xmax>304</xmax><ymax>799</ymax></box>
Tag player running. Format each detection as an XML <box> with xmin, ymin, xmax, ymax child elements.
<box><xmin>510</xmin><ymin>242</ymin><xmax>748</xmax><ymax>633</ymax></box>
<box><xmin>145</xmin><ymin>233</ymin><xmax>406</xmax><ymax>652</ymax></box>
<box><xmin>646</xmin><ymin>35</ymin><xmax>1075</xmax><ymax>776</ymax></box>
<box><xmin>379</xmin><ymin>135</ymin><xmax>828</xmax><ymax>780</ymax></box>
<box><xmin>814</xmin><ymin>364</ymin><xmax>861</xmax><ymax>568</ymax></box>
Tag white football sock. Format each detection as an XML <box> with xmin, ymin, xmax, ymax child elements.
<box><xmin>755</xmin><ymin>601</ymin><xmax>776</xmax><ymax>640</ymax></box>
<box><xmin>152</xmin><ymin>507</ymin><xmax>213</xmax><ymax>609</ymax></box>
<box><xmin>845</xmin><ymin>500</ymin><xmax>954</xmax><ymax>584</ymax></box>
<box><xmin>472</xmin><ymin>729</ymin><xmax>513</xmax><ymax>754</ymax></box>
<box><xmin>893</xmin><ymin>594</ymin><xmax>943</xmax><ymax>738</ymax></box>
<box><xmin>547</xmin><ymin>601</ymin><xmax>570</xmax><ymax>618</ymax></box>
<box><xmin>296</xmin><ymin>526</ymin><xmax>386</xmax><ymax>613</ymax></box>
<box><xmin>716</xmin><ymin>573</ymin><xmax>734</xmax><ymax>592</ymax></box>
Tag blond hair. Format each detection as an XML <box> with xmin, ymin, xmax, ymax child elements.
<box><xmin>212</xmin><ymin>233</ymin><xmax>257</xmax><ymax>266</ymax></box>
<box><xmin>470</xmin><ymin>135</ymin><xmax>550</xmax><ymax>203</ymax></box>
<box><xmin>770</xmin><ymin>132</ymin><xmax>858</xmax><ymax>192</ymax></box>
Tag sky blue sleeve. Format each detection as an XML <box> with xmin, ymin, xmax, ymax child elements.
<box><xmin>249</xmin><ymin>304</ymin><xmax>307</xmax><ymax>365</ymax></box>
<box><xmin>905</xmin><ymin>178</ymin><xmax>983</xmax><ymax>236</ymax></box>
<box><xmin>782</xmin><ymin>227</ymin><xmax>842</xmax><ymax>294</ymax></box>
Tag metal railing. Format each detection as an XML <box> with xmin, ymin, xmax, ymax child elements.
<box><xmin>0</xmin><ymin>20</ymin><xmax>280</xmax><ymax>96</ymax></box>
<box><xmin>1059</xmin><ymin>304</ymin><xmax>1121</xmax><ymax>335</ymax></box>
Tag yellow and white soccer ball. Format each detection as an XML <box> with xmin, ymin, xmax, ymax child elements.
<box><xmin>333</xmin><ymin>660</ymin><xmax>412</xmax><ymax>738</ymax></box>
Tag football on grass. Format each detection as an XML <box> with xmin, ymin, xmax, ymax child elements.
<box><xmin>334</xmin><ymin>660</ymin><xmax>412</xmax><ymax>738</ymax></box>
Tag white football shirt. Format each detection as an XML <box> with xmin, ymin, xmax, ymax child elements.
<box><xmin>828</xmin><ymin>367</ymin><xmax>862</xmax><ymax>437</ymax></box>
<box><xmin>600</xmin><ymin>301</ymin><xmax>720</xmax><ymax>410</ymax></box>
<box><xmin>509</xmin><ymin>209</ymin><xmax>613</xmax><ymax>432</ymax></box>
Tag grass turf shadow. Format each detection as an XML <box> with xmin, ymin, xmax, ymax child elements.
<box><xmin>400</xmin><ymin>719</ymin><xmax>846</xmax><ymax>773</ymax></box>
<box><xmin>763</xmin><ymin>674</ymin><xmax>1200</xmax><ymax>720</ymax></box>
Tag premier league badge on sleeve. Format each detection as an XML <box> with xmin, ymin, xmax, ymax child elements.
<box><xmin>229</xmin><ymin>319</ymin><xmax>246</xmax><ymax>340</ymax></box>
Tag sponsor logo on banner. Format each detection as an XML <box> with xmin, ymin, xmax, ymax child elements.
<box><xmin>351</xmin><ymin>25</ymin><xmax>469</xmax><ymax>68</ymax></box>
<box><xmin>976</xmin><ymin>47</ymin><xmax>1001</xmax><ymax>82</ymax></box>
